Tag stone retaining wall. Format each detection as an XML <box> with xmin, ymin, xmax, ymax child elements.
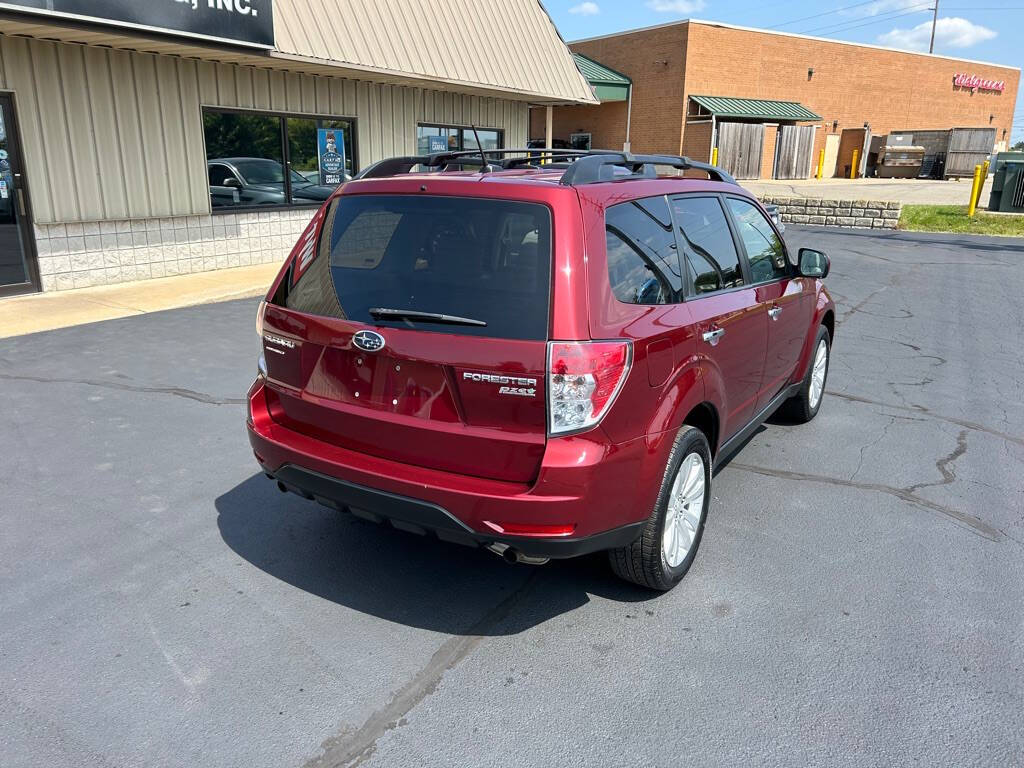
<box><xmin>761</xmin><ymin>197</ymin><xmax>901</xmax><ymax>230</ymax></box>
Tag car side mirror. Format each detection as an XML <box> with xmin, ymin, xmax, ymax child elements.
<box><xmin>222</xmin><ymin>177</ymin><xmax>240</xmax><ymax>188</ymax></box>
<box><xmin>798</xmin><ymin>248</ymin><xmax>830</xmax><ymax>279</ymax></box>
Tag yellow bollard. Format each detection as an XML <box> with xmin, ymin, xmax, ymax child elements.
<box><xmin>711</xmin><ymin>147</ymin><xmax>719</xmax><ymax>166</ymax></box>
<box><xmin>981</xmin><ymin>159</ymin><xmax>991</xmax><ymax>193</ymax></box>
<box><xmin>849</xmin><ymin>149</ymin><xmax>859</xmax><ymax>179</ymax></box>
<box><xmin>968</xmin><ymin>164</ymin><xmax>982</xmax><ymax>217</ymax></box>
<box><xmin>816</xmin><ymin>148</ymin><xmax>825</xmax><ymax>180</ymax></box>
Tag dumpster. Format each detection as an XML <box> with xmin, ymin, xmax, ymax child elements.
<box><xmin>987</xmin><ymin>153</ymin><xmax>1024</xmax><ymax>213</ymax></box>
<box><xmin>877</xmin><ymin>145</ymin><xmax>925</xmax><ymax>178</ymax></box>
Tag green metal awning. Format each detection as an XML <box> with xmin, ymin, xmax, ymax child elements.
<box><xmin>573</xmin><ymin>53</ymin><xmax>631</xmax><ymax>102</ymax></box>
<box><xmin>689</xmin><ymin>95</ymin><xmax>821</xmax><ymax>122</ymax></box>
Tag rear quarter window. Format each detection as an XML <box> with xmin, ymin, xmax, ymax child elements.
<box><xmin>284</xmin><ymin>194</ymin><xmax>552</xmax><ymax>340</ymax></box>
<box><xmin>604</xmin><ymin>195</ymin><xmax>682</xmax><ymax>305</ymax></box>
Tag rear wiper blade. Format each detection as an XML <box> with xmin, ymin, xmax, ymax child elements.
<box><xmin>368</xmin><ymin>307</ymin><xmax>487</xmax><ymax>327</ymax></box>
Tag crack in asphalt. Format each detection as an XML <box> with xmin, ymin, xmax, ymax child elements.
<box><xmin>852</xmin><ymin>306</ymin><xmax>913</xmax><ymax>321</ymax></box>
<box><xmin>0</xmin><ymin>372</ymin><xmax>246</xmax><ymax>406</ymax></box>
<box><xmin>304</xmin><ymin>571</ymin><xmax>542</xmax><ymax>768</ymax></box>
<box><xmin>835</xmin><ymin>283</ymin><xmax>888</xmax><ymax>327</ymax></box>
<box><xmin>830</xmin><ymin>391</ymin><xmax>1024</xmax><ymax>449</ymax></box>
<box><xmin>860</xmin><ymin>335</ymin><xmax>947</xmax><ymax>366</ymax></box>
<box><xmin>729</xmin><ymin>462</ymin><xmax>1004</xmax><ymax>543</ymax></box>
<box><xmin>849</xmin><ymin>415</ymin><xmax>898</xmax><ymax>483</ymax></box>
<box><xmin>888</xmin><ymin>376</ymin><xmax>934</xmax><ymax>388</ymax></box>
<box><xmin>905</xmin><ymin>430</ymin><xmax>969</xmax><ymax>496</ymax></box>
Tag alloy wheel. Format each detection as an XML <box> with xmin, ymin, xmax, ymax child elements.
<box><xmin>809</xmin><ymin>339</ymin><xmax>828</xmax><ymax>409</ymax></box>
<box><xmin>662</xmin><ymin>452</ymin><xmax>706</xmax><ymax>568</ymax></box>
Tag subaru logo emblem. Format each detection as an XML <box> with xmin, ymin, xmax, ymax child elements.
<box><xmin>352</xmin><ymin>330</ymin><xmax>386</xmax><ymax>352</ymax></box>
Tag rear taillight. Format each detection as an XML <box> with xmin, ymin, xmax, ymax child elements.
<box><xmin>256</xmin><ymin>300</ymin><xmax>268</xmax><ymax>377</ymax></box>
<box><xmin>547</xmin><ymin>340</ymin><xmax>632</xmax><ymax>436</ymax></box>
<box><xmin>256</xmin><ymin>300</ymin><xmax>267</xmax><ymax>337</ymax></box>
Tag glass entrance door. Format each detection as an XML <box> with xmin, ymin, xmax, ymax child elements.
<box><xmin>0</xmin><ymin>93</ymin><xmax>39</xmax><ymax>297</ymax></box>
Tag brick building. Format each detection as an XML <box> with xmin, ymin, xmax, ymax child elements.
<box><xmin>531</xmin><ymin>19</ymin><xmax>1019</xmax><ymax>180</ymax></box>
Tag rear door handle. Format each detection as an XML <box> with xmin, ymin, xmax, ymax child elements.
<box><xmin>702</xmin><ymin>328</ymin><xmax>725</xmax><ymax>345</ymax></box>
<box><xmin>768</xmin><ymin>306</ymin><xmax>782</xmax><ymax>320</ymax></box>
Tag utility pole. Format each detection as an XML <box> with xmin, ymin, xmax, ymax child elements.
<box><xmin>929</xmin><ymin>0</ymin><xmax>939</xmax><ymax>54</ymax></box>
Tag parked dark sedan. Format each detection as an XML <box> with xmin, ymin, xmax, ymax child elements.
<box><xmin>207</xmin><ymin>158</ymin><xmax>338</xmax><ymax>207</ymax></box>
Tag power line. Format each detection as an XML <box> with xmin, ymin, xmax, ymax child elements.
<box><xmin>765</xmin><ymin>0</ymin><xmax>1022</xmax><ymax>35</ymax></box>
<box><xmin>801</xmin><ymin>4</ymin><xmax>932</xmax><ymax>34</ymax></box>
<box><xmin>767</xmin><ymin>0</ymin><xmax>897</xmax><ymax>29</ymax></box>
<box><xmin>800</xmin><ymin>5</ymin><xmax>932</xmax><ymax>35</ymax></box>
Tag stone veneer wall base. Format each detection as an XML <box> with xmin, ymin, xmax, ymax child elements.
<box><xmin>32</xmin><ymin>209</ymin><xmax>317</xmax><ymax>291</ymax></box>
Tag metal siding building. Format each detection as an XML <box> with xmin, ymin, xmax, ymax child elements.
<box><xmin>0</xmin><ymin>0</ymin><xmax>594</xmax><ymax>295</ymax></box>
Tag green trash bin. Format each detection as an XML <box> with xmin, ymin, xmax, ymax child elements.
<box><xmin>988</xmin><ymin>152</ymin><xmax>1024</xmax><ymax>213</ymax></box>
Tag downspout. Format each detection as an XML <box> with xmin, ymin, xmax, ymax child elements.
<box><xmin>624</xmin><ymin>84</ymin><xmax>633</xmax><ymax>152</ymax></box>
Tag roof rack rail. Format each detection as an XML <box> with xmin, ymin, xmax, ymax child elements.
<box><xmin>355</xmin><ymin>148</ymin><xmax>594</xmax><ymax>179</ymax></box>
<box><xmin>557</xmin><ymin>153</ymin><xmax>737</xmax><ymax>186</ymax></box>
<box><xmin>353</xmin><ymin>148</ymin><xmax>737</xmax><ymax>186</ymax></box>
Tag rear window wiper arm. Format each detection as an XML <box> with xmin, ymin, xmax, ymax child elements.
<box><xmin>368</xmin><ymin>307</ymin><xmax>488</xmax><ymax>327</ymax></box>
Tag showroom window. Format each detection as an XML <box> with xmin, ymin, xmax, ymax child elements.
<box><xmin>416</xmin><ymin>124</ymin><xmax>503</xmax><ymax>154</ymax></box>
<box><xmin>202</xmin><ymin>108</ymin><xmax>355</xmax><ymax>211</ymax></box>
<box><xmin>569</xmin><ymin>132</ymin><xmax>592</xmax><ymax>150</ymax></box>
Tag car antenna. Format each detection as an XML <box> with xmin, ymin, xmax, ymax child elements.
<box><xmin>470</xmin><ymin>125</ymin><xmax>494</xmax><ymax>173</ymax></box>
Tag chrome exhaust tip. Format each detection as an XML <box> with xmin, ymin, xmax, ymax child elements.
<box><xmin>487</xmin><ymin>542</ymin><xmax>549</xmax><ymax>566</ymax></box>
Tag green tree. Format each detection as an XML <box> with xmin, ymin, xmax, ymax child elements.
<box><xmin>203</xmin><ymin>112</ymin><xmax>282</xmax><ymax>162</ymax></box>
<box><xmin>287</xmin><ymin>118</ymin><xmax>318</xmax><ymax>173</ymax></box>
<box><xmin>1012</xmin><ymin>140</ymin><xmax>1024</xmax><ymax>152</ymax></box>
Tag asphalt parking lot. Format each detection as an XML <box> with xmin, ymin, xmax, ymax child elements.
<box><xmin>1</xmin><ymin>226</ymin><xmax>1022</xmax><ymax>767</ymax></box>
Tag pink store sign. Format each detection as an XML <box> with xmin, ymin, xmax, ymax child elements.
<box><xmin>953</xmin><ymin>73</ymin><xmax>1005</xmax><ymax>94</ymax></box>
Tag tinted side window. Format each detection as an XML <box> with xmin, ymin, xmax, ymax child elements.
<box><xmin>605</xmin><ymin>196</ymin><xmax>682</xmax><ymax>305</ymax></box>
<box><xmin>727</xmin><ymin>197</ymin><xmax>788</xmax><ymax>283</ymax></box>
<box><xmin>208</xmin><ymin>163</ymin><xmax>233</xmax><ymax>187</ymax></box>
<box><xmin>671</xmin><ymin>196</ymin><xmax>743</xmax><ymax>295</ymax></box>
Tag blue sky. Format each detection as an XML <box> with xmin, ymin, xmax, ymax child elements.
<box><xmin>547</xmin><ymin>0</ymin><xmax>1024</xmax><ymax>144</ymax></box>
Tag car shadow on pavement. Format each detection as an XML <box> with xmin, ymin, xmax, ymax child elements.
<box><xmin>216</xmin><ymin>473</ymin><xmax>658</xmax><ymax>636</ymax></box>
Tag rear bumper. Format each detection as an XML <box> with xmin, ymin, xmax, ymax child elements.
<box><xmin>268</xmin><ymin>463</ymin><xmax>644</xmax><ymax>558</ymax></box>
<box><xmin>247</xmin><ymin>379</ymin><xmax>660</xmax><ymax>559</ymax></box>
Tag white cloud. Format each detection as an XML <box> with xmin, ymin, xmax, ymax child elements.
<box><xmin>645</xmin><ymin>0</ymin><xmax>706</xmax><ymax>13</ymax></box>
<box><xmin>878</xmin><ymin>17</ymin><xmax>997</xmax><ymax>51</ymax></box>
<box><xmin>569</xmin><ymin>1</ymin><xmax>600</xmax><ymax>15</ymax></box>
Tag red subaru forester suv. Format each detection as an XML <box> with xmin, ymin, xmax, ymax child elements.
<box><xmin>247</xmin><ymin>150</ymin><xmax>834</xmax><ymax>591</ymax></box>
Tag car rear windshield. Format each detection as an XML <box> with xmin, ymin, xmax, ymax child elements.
<box><xmin>285</xmin><ymin>194</ymin><xmax>552</xmax><ymax>340</ymax></box>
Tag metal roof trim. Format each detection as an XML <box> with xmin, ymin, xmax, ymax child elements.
<box><xmin>572</xmin><ymin>53</ymin><xmax>631</xmax><ymax>85</ymax></box>
<box><xmin>267</xmin><ymin>50</ymin><xmax>595</xmax><ymax>104</ymax></box>
<box><xmin>689</xmin><ymin>95</ymin><xmax>822</xmax><ymax>121</ymax></box>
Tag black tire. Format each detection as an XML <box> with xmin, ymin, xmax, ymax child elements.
<box><xmin>783</xmin><ymin>324</ymin><xmax>831</xmax><ymax>423</ymax></box>
<box><xmin>608</xmin><ymin>426</ymin><xmax>712</xmax><ymax>591</ymax></box>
